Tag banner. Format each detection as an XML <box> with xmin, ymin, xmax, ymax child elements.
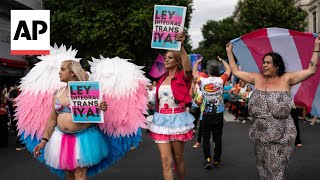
<box><xmin>149</xmin><ymin>54</ymin><xmax>165</xmax><ymax>78</ymax></box>
<box><xmin>68</xmin><ymin>81</ymin><xmax>104</xmax><ymax>123</ymax></box>
<box><xmin>151</xmin><ymin>5</ymin><xmax>187</xmax><ymax>51</ymax></box>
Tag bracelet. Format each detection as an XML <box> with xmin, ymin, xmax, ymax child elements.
<box><xmin>313</xmin><ymin>50</ymin><xmax>320</xmax><ymax>52</ymax></box>
<box><xmin>41</xmin><ymin>137</ymin><xmax>49</xmax><ymax>142</ymax></box>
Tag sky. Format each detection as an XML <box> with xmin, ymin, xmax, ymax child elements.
<box><xmin>189</xmin><ymin>0</ymin><xmax>239</xmax><ymax>49</ymax></box>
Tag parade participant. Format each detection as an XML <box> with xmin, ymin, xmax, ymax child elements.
<box><xmin>15</xmin><ymin>45</ymin><xmax>149</xmax><ymax>179</ymax></box>
<box><xmin>33</xmin><ymin>60</ymin><xmax>108</xmax><ymax>180</ymax></box>
<box><xmin>147</xmin><ymin>32</ymin><xmax>194</xmax><ymax>180</ymax></box>
<box><xmin>226</xmin><ymin>35</ymin><xmax>319</xmax><ymax>179</ymax></box>
<box><xmin>193</xmin><ymin>56</ymin><xmax>231</xmax><ymax>169</ymax></box>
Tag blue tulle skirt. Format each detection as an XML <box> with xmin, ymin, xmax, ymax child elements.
<box><xmin>21</xmin><ymin>126</ymin><xmax>141</xmax><ymax>178</ymax></box>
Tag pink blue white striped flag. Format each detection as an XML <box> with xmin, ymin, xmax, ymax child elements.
<box><xmin>149</xmin><ymin>54</ymin><xmax>165</xmax><ymax>78</ymax></box>
<box><xmin>231</xmin><ymin>27</ymin><xmax>320</xmax><ymax>117</ymax></box>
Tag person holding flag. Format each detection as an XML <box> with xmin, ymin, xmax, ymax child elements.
<box><xmin>225</xmin><ymin>35</ymin><xmax>319</xmax><ymax>180</ymax></box>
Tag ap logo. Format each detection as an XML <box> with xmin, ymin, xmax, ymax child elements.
<box><xmin>11</xmin><ymin>10</ymin><xmax>50</xmax><ymax>55</ymax></box>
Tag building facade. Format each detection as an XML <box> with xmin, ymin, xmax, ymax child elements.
<box><xmin>295</xmin><ymin>0</ymin><xmax>320</xmax><ymax>33</ymax></box>
<box><xmin>0</xmin><ymin>0</ymin><xmax>41</xmax><ymax>83</ymax></box>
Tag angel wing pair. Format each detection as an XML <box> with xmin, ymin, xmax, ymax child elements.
<box><xmin>14</xmin><ymin>44</ymin><xmax>149</xmax><ymax>177</ymax></box>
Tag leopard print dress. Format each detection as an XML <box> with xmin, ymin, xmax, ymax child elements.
<box><xmin>248</xmin><ymin>90</ymin><xmax>296</xmax><ymax>180</ymax></box>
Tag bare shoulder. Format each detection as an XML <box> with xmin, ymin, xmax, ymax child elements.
<box><xmin>53</xmin><ymin>87</ymin><xmax>64</xmax><ymax>96</ymax></box>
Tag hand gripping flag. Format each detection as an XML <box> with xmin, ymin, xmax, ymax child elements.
<box><xmin>231</xmin><ymin>27</ymin><xmax>320</xmax><ymax>117</ymax></box>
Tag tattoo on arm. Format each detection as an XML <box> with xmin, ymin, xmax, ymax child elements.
<box><xmin>310</xmin><ymin>61</ymin><xmax>318</xmax><ymax>67</ymax></box>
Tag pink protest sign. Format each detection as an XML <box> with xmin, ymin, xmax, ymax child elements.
<box><xmin>151</xmin><ymin>5</ymin><xmax>187</xmax><ymax>51</ymax></box>
<box><xmin>68</xmin><ymin>81</ymin><xmax>103</xmax><ymax>123</ymax></box>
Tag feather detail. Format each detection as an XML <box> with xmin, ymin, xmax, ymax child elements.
<box><xmin>89</xmin><ymin>56</ymin><xmax>149</xmax><ymax>136</ymax></box>
<box><xmin>16</xmin><ymin>44</ymin><xmax>80</xmax><ymax>140</ymax></box>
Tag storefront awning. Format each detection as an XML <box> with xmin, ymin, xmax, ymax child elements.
<box><xmin>0</xmin><ymin>57</ymin><xmax>28</xmax><ymax>68</ymax></box>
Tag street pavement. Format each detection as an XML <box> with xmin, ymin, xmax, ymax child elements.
<box><xmin>0</xmin><ymin>112</ymin><xmax>319</xmax><ymax>180</ymax></box>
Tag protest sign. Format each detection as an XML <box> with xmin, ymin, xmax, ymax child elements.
<box><xmin>151</xmin><ymin>5</ymin><xmax>187</xmax><ymax>51</ymax></box>
<box><xmin>68</xmin><ymin>81</ymin><xmax>103</xmax><ymax>123</ymax></box>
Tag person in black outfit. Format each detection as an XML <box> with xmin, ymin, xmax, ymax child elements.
<box><xmin>291</xmin><ymin>106</ymin><xmax>302</xmax><ymax>147</ymax></box>
<box><xmin>193</xmin><ymin>57</ymin><xmax>231</xmax><ymax>169</ymax></box>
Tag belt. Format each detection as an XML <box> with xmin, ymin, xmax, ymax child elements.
<box><xmin>159</xmin><ymin>107</ymin><xmax>185</xmax><ymax>114</ymax></box>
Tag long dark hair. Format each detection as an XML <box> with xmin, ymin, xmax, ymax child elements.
<box><xmin>263</xmin><ymin>52</ymin><xmax>286</xmax><ymax>76</ymax></box>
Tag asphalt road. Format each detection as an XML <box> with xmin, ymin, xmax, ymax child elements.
<box><xmin>0</xmin><ymin>114</ymin><xmax>319</xmax><ymax>180</ymax></box>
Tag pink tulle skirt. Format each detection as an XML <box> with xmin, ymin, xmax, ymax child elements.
<box><xmin>149</xmin><ymin>130</ymin><xmax>194</xmax><ymax>142</ymax></box>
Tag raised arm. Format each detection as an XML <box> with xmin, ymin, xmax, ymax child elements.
<box><xmin>176</xmin><ymin>32</ymin><xmax>192</xmax><ymax>78</ymax></box>
<box><xmin>226</xmin><ymin>43</ymin><xmax>258</xmax><ymax>84</ymax></box>
<box><xmin>192</xmin><ymin>58</ymin><xmax>202</xmax><ymax>80</ymax></box>
<box><xmin>286</xmin><ymin>36</ymin><xmax>320</xmax><ymax>86</ymax></box>
<box><xmin>217</xmin><ymin>56</ymin><xmax>231</xmax><ymax>77</ymax></box>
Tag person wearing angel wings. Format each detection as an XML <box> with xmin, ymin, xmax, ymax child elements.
<box><xmin>33</xmin><ymin>59</ymin><xmax>108</xmax><ymax>179</ymax></box>
<box><xmin>15</xmin><ymin>45</ymin><xmax>149</xmax><ymax>179</ymax></box>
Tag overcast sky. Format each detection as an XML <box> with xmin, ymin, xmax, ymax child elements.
<box><xmin>189</xmin><ymin>0</ymin><xmax>238</xmax><ymax>49</ymax></box>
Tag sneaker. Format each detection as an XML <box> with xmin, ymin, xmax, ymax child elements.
<box><xmin>296</xmin><ymin>144</ymin><xmax>303</xmax><ymax>147</ymax></box>
<box><xmin>242</xmin><ymin>120</ymin><xmax>246</xmax><ymax>123</ymax></box>
<box><xmin>15</xmin><ymin>147</ymin><xmax>25</xmax><ymax>151</ymax></box>
<box><xmin>214</xmin><ymin>161</ymin><xmax>221</xmax><ymax>167</ymax></box>
<box><xmin>203</xmin><ymin>158</ymin><xmax>212</xmax><ymax>169</ymax></box>
<box><xmin>193</xmin><ymin>142</ymin><xmax>200</xmax><ymax>148</ymax></box>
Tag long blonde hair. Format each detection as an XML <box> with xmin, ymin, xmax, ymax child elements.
<box><xmin>63</xmin><ymin>60</ymin><xmax>87</xmax><ymax>81</ymax></box>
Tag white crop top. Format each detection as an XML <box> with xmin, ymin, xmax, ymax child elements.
<box><xmin>158</xmin><ymin>85</ymin><xmax>179</xmax><ymax>109</ymax></box>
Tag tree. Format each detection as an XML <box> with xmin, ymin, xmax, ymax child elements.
<box><xmin>43</xmin><ymin>0</ymin><xmax>193</xmax><ymax>70</ymax></box>
<box><xmin>193</xmin><ymin>0</ymin><xmax>307</xmax><ymax>68</ymax></box>
<box><xmin>193</xmin><ymin>17</ymin><xmax>241</xmax><ymax>66</ymax></box>
<box><xmin>238</xmin><ymin>0</ymin><xmax>307</xmax><ymax>34</ymax></box>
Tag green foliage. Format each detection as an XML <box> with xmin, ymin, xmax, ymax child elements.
<box><xmin>238</xmin><ymin>0</ymin><xmax>307</xmax><ymax>34</ymax></box>
<box><xmin>193</xmin><ymin>17</ymin><xmax>241</xmax><ymax>66</ymax></box>
<box><xmin>193</xmin><ymin>0</ymin><xmax>307</xmax><ymax>68</ymax></box>
<box><xmin>44</xmin><ymin>0</ymin><xmax>193</xmax><ymax>69</ymax></box>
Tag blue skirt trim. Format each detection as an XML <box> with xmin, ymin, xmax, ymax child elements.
<box><xmin>20</xmin><ymin>128</ymin><xmax>142</xmax><ymax>178</ymax></box>
<box><xmin>151</xmin><ymin>112</ymin><xmax>195</xmax><ymax>128</ymax></box>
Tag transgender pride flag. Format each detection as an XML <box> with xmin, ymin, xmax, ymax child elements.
<box><xmin>231</xmin><ymin>27</ymin><xmax>320</xmax><ymax>117</ymax></box>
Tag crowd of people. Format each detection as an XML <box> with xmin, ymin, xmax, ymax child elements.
<box><xmin>146</xmin><ymin>32</ymin><xmax>319</xmax><ymax>180</ymax></box>
<box><xmin>0</xmin><ymin>82</ymin><xmax>25</xmax><ymax>150</ymax></box>
<box><xmin>1</xmin><ymin>31</ymin><xmax>319</xmax><ymax>180</ymax></box>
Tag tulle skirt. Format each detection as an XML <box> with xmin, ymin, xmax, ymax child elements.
<box><xmin>44</xmin><ymin>126</ymin><xmax>108</xmax><ymax>170</ymax></box>
<box><xmin>21</xmin><ymin>127</ymin><xmax>142</xmax><ymax>177</ymax></box>
<box><xmin>147</xmin><ymin>110</ymin><xmax>195</xmax><ymax>142</ymax></box>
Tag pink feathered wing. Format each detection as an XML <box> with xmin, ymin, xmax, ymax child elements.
<box><xmin>98</xmin><ymin>80</ymin><xmax>148</xmax><ymax>136</ymax></box>
<box><xmin>15</xmin><ymin>91</ymin><xmax>54</xmax><ymax>140</ymax></box>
